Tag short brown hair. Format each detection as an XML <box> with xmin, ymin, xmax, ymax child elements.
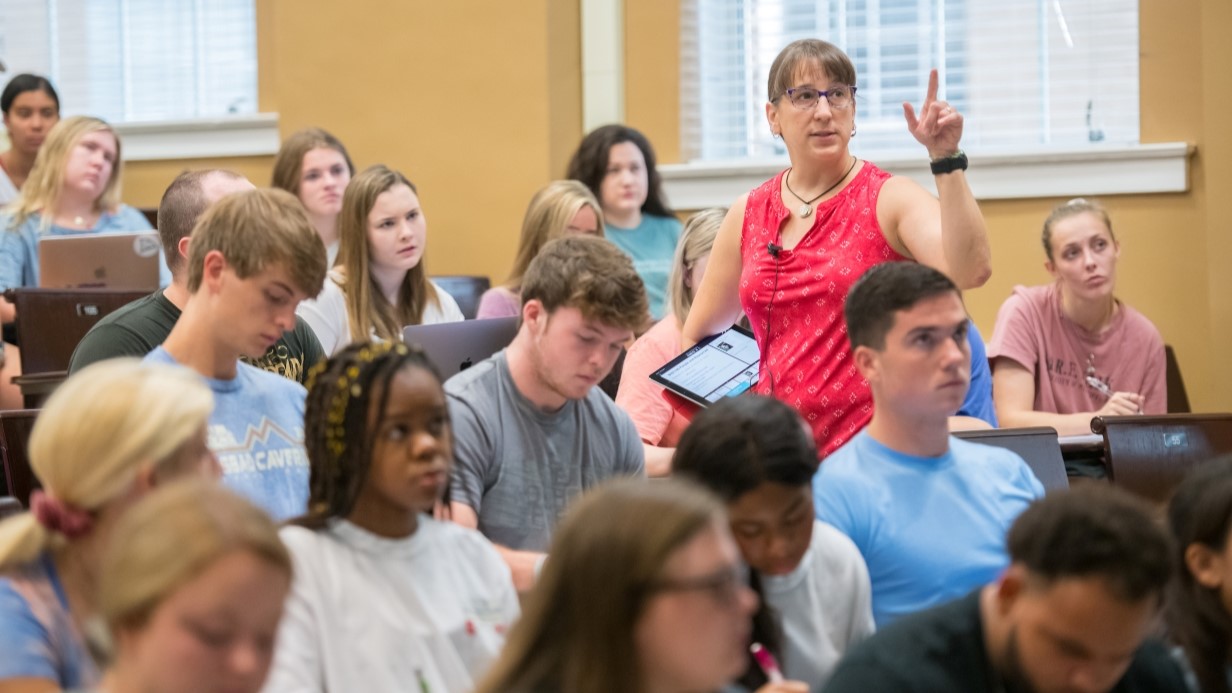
<box><xmin>157</xmin><ymin>169</ymin><xmax>246</xmax><ymax>276</ymax></box>
<box><xmin>767</xmin><ymin>39</ymin><xmax>857</xmax><ymax>103</ymax></box>
<box><xmin>520</xmin><ymin>235</ymin><xmax>647</xmax><ymax>332</ymax></box>
<box><xmin>186</xmin><ymin>188</ymin><xmax>327</xmax><ymax>297</ymax></box>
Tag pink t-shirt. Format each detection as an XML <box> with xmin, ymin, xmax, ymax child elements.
<box><xmin>988</xmin><ymin>282</ymin><xmax>1166</xmax><ymax>415</ymax></box>
<box><xmin>476</xmin><ymin>286</ymin><xmax>520</xmax><ymax>319</ymax></box>
<box><xmin>616</xmin><ymin>316</ymin><xmax>691</xmax><ymax>447</ymax></box>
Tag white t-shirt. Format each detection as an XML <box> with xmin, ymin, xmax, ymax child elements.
<box><xmin>263</xmin><ymin>517</ymin><xmax>519</xmax><ymax>693</ymax></box>
<box><xmin>297</xmin><ymin>269</ymin><xmax>465</xmax><ymax>356</ymax></box>
<box><xmin>761</xmin><ymin>521</ymin><xmax>875</xmax><ymax>691</ymax></box>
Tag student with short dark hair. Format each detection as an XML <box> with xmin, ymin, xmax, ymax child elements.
<box><xmin>69</xmin><ymin>169</ymin><xmax>326</xmax><ymax>384</ymax></box>
<box><xmin>823</xmin><ymin>486</ymin><xmax>1186</xmax><ymax>692</ymax></box>
<box><xmin>448</xmin><ymin>235</ymin><xmax>647</xmax><ymax>591</ymax></box>
<box><xmin>264</xmin><ymin>342</ymin><xmax>518</xmax><ymax>692</ymax></box>
<box><xmin>814</xmin><ymin>262</ymin><xmax>1043</xmax><ymax>627</ymax></box>
<box><xmin>1166</xmin><ymin>457</ymin><xmax>1232</xmax><ymax>693</ymax></box>
<box><xmin>144</xmin><ymin>188</ymin><xmax>328</xmax><ymax>521</ymax></box>
<box><xmin>674</xmin><ymin>394</ymin><xmax>873</xmax><ymax>691</ymax></box>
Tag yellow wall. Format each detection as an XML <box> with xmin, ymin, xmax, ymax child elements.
<box><xmin>118</xmin><ymin>0</ymin><xmax>1230</xmax><ymax>409</ymax></box>
<box><xmin>124</xmin><ymin>0</ymin><xmax>583</xmax><ymax>286</ymax></box>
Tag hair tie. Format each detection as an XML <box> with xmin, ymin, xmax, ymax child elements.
<box><xmin>29</xmin><ymin>490</ymin><xmax>95</xmax><ymax>539</ymax></box>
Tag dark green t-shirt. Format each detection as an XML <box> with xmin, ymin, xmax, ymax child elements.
<box><xmin>68</xmin><ymin>290</ymin><xmax>325</xmax><ymax>384</ymax></box>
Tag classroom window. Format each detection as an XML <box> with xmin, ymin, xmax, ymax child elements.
<box><xmin>680</xmin><ymin>0</ymin><xmax>1139</xmax><ymax>161</ymax></box>
<box><xmin>0</xmin><ymin>0</ymin><xmax>257</xmax><ymax>123</ymax></box>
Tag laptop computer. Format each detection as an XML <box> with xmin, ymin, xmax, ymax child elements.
<box><xmin>403</xmin><ymin>316</ymin><xmax>520</xmax><ymax>380</ymax></box>
<box><xmin>39</xmin><ymin>232</ymin><xmax>162</xmax><ymax>291</ymax></box>
<box><xmin>650</xmin><ymin>324</ymin><xmax>760</xmax><ymax>408</ymax></box>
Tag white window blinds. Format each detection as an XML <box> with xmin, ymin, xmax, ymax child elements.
<box><xmin>681</xmin><ymin>0</ymin><xmax>1139</xmax><ymax>162</ymax></box>
<box><xmin>0</xmin><ymin>0</ymin><xmax>257</xmax><ymax>123</ymax></box>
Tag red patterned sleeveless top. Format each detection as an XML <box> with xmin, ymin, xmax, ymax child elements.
<box><xmin>739</xmin><ymin>163</ymin><xmax>907</xmax><ymax>459</ymax></box>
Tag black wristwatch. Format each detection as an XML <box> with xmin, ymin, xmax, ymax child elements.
<box><xmin>930</xmin><ymin>150</ymin><xmax>968</xmax><ymax>175</ymax></box>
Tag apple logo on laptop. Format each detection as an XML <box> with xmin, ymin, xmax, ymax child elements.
<box><xmin>459</xmin><ymin>357</ymin><xmax>473</xmax><ymax>372</ymax></box>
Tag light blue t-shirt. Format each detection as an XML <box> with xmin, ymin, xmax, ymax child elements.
<box><xmin>144</xmin><ymin>347</ymin><xmax>310</xmax><ymax>521</ymax></box>
<box><xmin>0</xmin><ymin>206</ymin><xmax>169</xmax><ymax>292</ymax></box>
<box><xmin>0</xmin><ymin>553</ymin><xmax>98</xmax><ymax>687</ymax></box>
<box><xmin>957</xmin><ymin>320</ymin><xmax>998</xmax><ymax>427</ymax></box>
<box><xmin>813</xmin><ymin>431</ymin><xmax>1044</xmax><ymax>628</ymax></box>
<box><xmin>604</xmin><ymin>213</ymin><xmax>681</xmax><ymax>320</ymax></box>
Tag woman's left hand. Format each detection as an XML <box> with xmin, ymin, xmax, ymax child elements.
<box><xmin>902</xmin><ymin>69</ymin><xmax>963</xmax><ymax>159</ymax></box>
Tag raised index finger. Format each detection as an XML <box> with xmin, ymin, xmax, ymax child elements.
<box><xmin>923</xmin><ymin>68</ymin><xmax>939</xmax><ymax>107</ymax></box>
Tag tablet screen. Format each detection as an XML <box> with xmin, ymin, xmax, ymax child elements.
<box><xmin>650</xmin><ymin>325</ymin><xmax>760</xmax><ymax>408</ymax></box>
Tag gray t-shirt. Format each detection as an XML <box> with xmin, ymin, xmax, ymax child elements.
<box><xmin>446</xmin><ymin>350</ymin><xmax>644</xmax><ymax>552</ymax></box>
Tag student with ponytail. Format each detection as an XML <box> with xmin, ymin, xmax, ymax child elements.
<box><xmin>0</xmin><ymin>360</ymin><xmax>216</xmax><ymax>691</ymax></box>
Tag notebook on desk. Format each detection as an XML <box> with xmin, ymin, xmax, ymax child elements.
<box><xmin>38</xmin><ymin>232</ymin><xmax>162</xmax><ymax>291</ymax></box>
<box><xmin>403</xmin><ymin>316</ymin><xmax>520</xmax><ymax>380</ymax></box>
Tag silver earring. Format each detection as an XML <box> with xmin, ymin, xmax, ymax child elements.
<box><xmin>851</xmin><ymin>124</ymin><xmax>857</xmax><ymax>137</ymax></box>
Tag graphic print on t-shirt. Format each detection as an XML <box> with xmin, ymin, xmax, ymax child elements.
<box><xmin>209</xmin><ymin>418</ymin><xmax>309</xmax><ymax>476</ymax></box>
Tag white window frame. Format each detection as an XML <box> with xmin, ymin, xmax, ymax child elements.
<box><xmin>579</xmin><ymin>0</ymin><xmax>1192</xmax><ymax>204</ymax></box>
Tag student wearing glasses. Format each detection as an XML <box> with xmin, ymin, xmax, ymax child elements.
<box><xmin>989</xmin><ymin>198</ymin><xmax>1165</xmax><ymax>435</ymax></box>
<box><xmin>683</xmin><ymin>38</ymin><xmax>991</xmax><ymax>460</ymax></box>
<box><xmin>474</xmin><ymin>478</ymin><xmax>802</xmax><ymax>693</ymax></box>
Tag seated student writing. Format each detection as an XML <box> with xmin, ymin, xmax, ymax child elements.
<box><xmin>97</xmin><ymin>481</ymin><xmax>292</xmax><ymax>693</ymax></box>
<box><xmin>989</xmin><ymin>198</ymin><xmax>1166</xmax><ymax>435</ymax></box>
<box><xmin>813</xmin><ymin>262</ymin><xmax>1043</xmax><ymax>627</ymax></box>
<box><xmin>674</xmin><ymin>394</ymin><xmax>874</xmax><ymax>691</ymax></box>
<box><xmin>297</xmin><ymin>164</ymin><xmax>463</xmax><ymax>356</ymax></box>
<box><xmin>0</xmin><ymin>359</ymin><xmax>217</xmax><ymax>692</ymax></box>
<box><xmin>144</xmin><ymin>188</ymin><xmax>327</xmax><ymax>521</ymax></box>
<box><xmin>264</xmin><ymin>342</ymin><xmax>519</xmax><ymax>692</ymax></box>
<box><xmin>448</xmin><ymin>236</ymin><xmax>646</xmax><ymax>591</ymax></box>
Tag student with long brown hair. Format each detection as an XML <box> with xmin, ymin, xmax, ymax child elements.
<box><xmin>270</xmin><ymin>127</ymin><xmax>355</xmax><ymax>267</ymax></box>
<box><xmin>475</xmin><ymin>478</ymin><xmax>802</xmax><ymax>693</ymax></box>
<box><xmin>297</xmin><ymin>164</ymin><xmax>462</xmax><ymax>356</ymax></box>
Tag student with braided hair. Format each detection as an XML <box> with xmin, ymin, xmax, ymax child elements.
<box><xmin>264</xmin><ymin>342</ymin><xmax>519</xmax><ymax>693</ymax></box>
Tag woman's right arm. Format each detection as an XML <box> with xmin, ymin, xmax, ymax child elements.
<box><xmin>681</xmin><ymin>196</ymin><xmax>749</xmax><ymax>349</ymax></box>
<box><xmin>992</xmin><ymin>358</ymin><xmax>1142</xmax><ymax>436</ymax></box>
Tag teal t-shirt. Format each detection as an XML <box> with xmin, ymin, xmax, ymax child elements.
<box><xmin>604</xmin><ymin>214</ymin><xmax>681</xmax><ymax>320</ymax></box>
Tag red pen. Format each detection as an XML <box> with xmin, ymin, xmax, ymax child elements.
<box><xmin>750</xmin><ymin>642</ymin><xmax>784</xmax><ymax>683</ymax></box>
